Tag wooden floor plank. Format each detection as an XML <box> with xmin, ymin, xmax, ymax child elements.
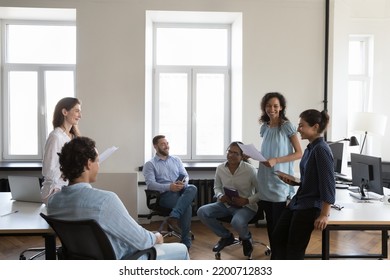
<box><xmin>1</xmin><ymin>221</ymin><xmax>388</xmax><ymax>260</ymax></box>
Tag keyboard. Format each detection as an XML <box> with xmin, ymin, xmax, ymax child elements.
<box><xmin>348</xmin><ymin>186</ymin><xmax>360</xmax><ymax>193</ymax></box>
<box><xmin>335</xmin><ymin>173</ymin><xmax>353</xmax><ymax>182</ymax></box>
<box><xmin>335</xmin><ymin>183</ymin><xmax>349</xmax><ymax>189</ymax></box>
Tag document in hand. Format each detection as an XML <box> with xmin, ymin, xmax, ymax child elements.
<box><xmin>99</xmin><ymin>146</ymin><xmax>119</xmax><ymax>163</ymax></box>
<box><xmin>223</xmin><ymin>186</ymin><xmax>239</xmax><ymax>199</ymax></box>
<box><xmin>237</xmin><ymin>143</ymin><xmax>267</xmax><ymax>162</ymax></box>
<box><xmin>274</xmin><ymin>170</ymin><xmax>301</xmax><ymax>186</ymax></box>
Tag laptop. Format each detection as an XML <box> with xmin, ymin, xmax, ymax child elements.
<box><xmin>8</xmin><ymin>176</ymin><xmax>43</xmax><ymax>203</ymax></box>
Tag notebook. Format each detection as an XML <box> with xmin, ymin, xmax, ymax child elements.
<box><xmin>8</xmin><ymin>176</ymin><xmax>43</xmax><ymax>203</ymax></box>
<box><xmin>223</xmin><ymin>186</ymin><xmax>239</xmax><ymax>199</ymax></box>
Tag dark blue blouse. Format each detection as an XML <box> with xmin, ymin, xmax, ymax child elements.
<box><xmin>289</xmin><ymin>137</ymin><xmax>336</xmax><ymax>210</ymax></box>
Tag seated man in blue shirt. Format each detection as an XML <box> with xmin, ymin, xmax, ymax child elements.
<box><xmin>47</xmin><ymin>136</ymin><xmax>189</xmax><ymax>260</ymax></box>
<box><xmin>143</xmin><ymin>135</ymin><xmax>197</xmax><ymax>249</ymax></box>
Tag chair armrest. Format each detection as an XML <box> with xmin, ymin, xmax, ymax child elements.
<box><xmin>124</xmin><ymin>247</ymin><xmax>157</xmax><ymax>260</ymax></box>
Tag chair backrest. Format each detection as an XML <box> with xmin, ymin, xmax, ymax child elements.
<box><xmin>145</xmin><ymin>189</ymin><xmax>160</xmax><ymax>210</ymax></box>
<box><xmin>40</xmin><ymin>213</ymin><xmax>157</xmax><ymax>260</ymax></box>
<box><xmin>40</xmin><ymin>213</ymin><xmax>116</xmax><ymax>260</ymax></box>
<box><xmin>145</xmin><ymin>189</ymin><xmax>172</xmax><ymax>216</ymax></box>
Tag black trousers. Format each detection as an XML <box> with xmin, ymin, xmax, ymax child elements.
<box><xmin>259</xmin><ymin>200</ymin><xmax>286</xmax><ymax>259</ymax></box>
<box><xmin>271</xmin><ymin>207</ymin><xmax>320</xmax><ymax>260</ymax></box>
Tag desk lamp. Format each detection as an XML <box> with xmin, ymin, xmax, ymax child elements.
<box><xmin>351</xmin><ymin>112</ymin><xmax>388</xmax><ymax>154</ymax></box>
<box><xmin>328</xmin><ymin>136</ymin><xmax>359</xmax><ymax>146</ymax></box>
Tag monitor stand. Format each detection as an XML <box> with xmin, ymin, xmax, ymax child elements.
<box><xmin>349</xmin><ymin>192</ymin><xmax>371</xmax><ymax>200</ymax></box>
<box><xmin>349</xmin><ymin>181</ymin><xmax>382</xmax><ymax>201</ymax></box>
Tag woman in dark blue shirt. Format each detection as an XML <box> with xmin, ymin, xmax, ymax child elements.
<box><xmin>272</xmin><ymin>109</ymin><xmax>336</xmax><ymax>260</ymax></box>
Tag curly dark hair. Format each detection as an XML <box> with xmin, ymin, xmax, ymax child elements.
<box><xmin>259</xmin><ymin>92</ymin><xmax>289</xmax><ymax>126</ymax></box>
<box><xmin>59</xmin><ymin>137</ymin><xmax>98</xmax><ymax>182</ymax></box>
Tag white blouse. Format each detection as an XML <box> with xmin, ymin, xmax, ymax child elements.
<box><xmin>41</xmin><ymin>127</ymin><xmax>71</xmax><ymax>203</ymax></box>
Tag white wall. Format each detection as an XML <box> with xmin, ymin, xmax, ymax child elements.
<box><xmin>1</xmin><ymin>0</ymin><xmax>326</xmax><ymax>167</ymax></box>
<box><xmin>0</xmin><ymin>0</ymin><xmax>327</xmax><ymax>214</ymax></box>
<box><xmin>330</xmin><ymin>0</ymin><xmax>390</xmax><ymax>159</ymax></box>
<box><xmin>92</xmin><ymin>173</ymin><xmax>138</xmax><ymax>218</ymax></box>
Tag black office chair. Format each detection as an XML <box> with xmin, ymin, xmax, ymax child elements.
<box><xmin>17</xmin><ymin>178</ymin><xmax>49</xmax><ymax>260</ymax></box>
<box><xmin>144</xmin><ymin>189</ymin><xmax>195</xmax><ymax>241</ymax></box>
<box><xmin>39</xmin><ymin>213</ymin><xmax>156</xmax><ymax>260</ymax></box>
<box><xmin>144</xmin><ymin>189</ymin><xmax>182</xmax><ymax>239</ymax></box>
<box><xmin>214</xmin><ymin>202</ymin><xmax>271</xmax><ymax>260</ymax></box>
<box><xmin>19</xmin><ymin>246</ymin><xmax>55</xmax><ymax>260</ymax></box>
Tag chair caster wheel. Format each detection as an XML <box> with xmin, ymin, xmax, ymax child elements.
<box><xmin>19</xmin><ymin>255</ymin><xmax>26</xmax><ymax>260</ymax></box>
<box><xmin>265</xmin><ymin>249</ymin><xmax>271</xmax><ymax>256</ymax></box>
<box><xmin>215</xmin><ymin>252</ymin><xmax>221</xmax><ymax>260</ymax></box>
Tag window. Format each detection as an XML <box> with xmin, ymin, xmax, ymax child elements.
<box><xmin>347</xmin><ymin>36</ymin><xmax>373</xmax><ymax>130</ymax></box>
<box><xmin>347</xmin><ymin>35</ymin><xmax>373</xmax><ymax>154</ymax></box>
<box><xmin>2</xmin><ymin>21</ymin><xmax>76</xmax><ymax>160</ymax></box>
<box><xmin>153</xmin><ymin>24</ymin><xmax>231</xmax><ymax>160</ymax></box>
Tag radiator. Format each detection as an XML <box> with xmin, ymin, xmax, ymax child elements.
<box><xmin>188</xmin><ymin>179</ymin><xmax>215</xmax><ymax>213</ymax></box>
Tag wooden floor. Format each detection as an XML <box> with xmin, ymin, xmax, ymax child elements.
<box><xmin>1</xmin><ymin>220</ymin><xmax>388</xmax><ymax>260</ymax></box>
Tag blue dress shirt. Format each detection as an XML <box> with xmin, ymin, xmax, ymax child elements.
<box><xmin>143</xmin><ymin>155</ymin><xmax>189</xmax><ymax>193</ymax></box>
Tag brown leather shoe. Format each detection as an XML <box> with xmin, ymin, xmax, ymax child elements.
<box><xmin>167</xmin><ymin>217</ymin><xmax>182</xmax><ymax>234</ymax></box>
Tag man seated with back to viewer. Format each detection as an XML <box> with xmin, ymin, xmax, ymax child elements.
<box><xmin>197</xmin><ymin>141</ymin><xmax>260</xmax><ymax>257</ymax></box>
<box><xmin>143</xmin><ymin>135</ymin><xmax>197</xmax><ymax>249</ymax></box>
<box><xmin>47</xmin><ymin>136</ymin><xmax>189</xmax><ymax>260</ymax></box>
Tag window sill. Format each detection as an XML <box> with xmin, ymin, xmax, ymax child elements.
<box><xmin>0</xmin><ymin>161</ymin><xmax>42</xmax><ymax>171</ymax></box>
<box><xmin>138</xmin><ymin>161</ymin><xmax>223</xmax><ymax>172</ymax></box>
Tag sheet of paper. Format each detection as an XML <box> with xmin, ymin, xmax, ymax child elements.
<box><xmin>99</xmin><ymin>146</ymin><xmax>119</xmax><ymax>163</ymax></box>
<box><xmin>237</xmin><ymin>143</ymin><xmax>267</xmax><ymax>162</ymax></box>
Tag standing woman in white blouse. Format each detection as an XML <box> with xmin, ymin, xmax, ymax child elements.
<box><xmin>41</xmin><ymin>97</ymin><xmax>82</xmax><ymax>204</ymax></box>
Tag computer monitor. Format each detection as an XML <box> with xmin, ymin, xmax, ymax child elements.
<box><xmin>350</xmin><ymin>153</ymin><xmax>384</xmax><ymax>198</ymax></box>
<box><xmin>329</xmin><ymin>142</ymin><xmax>343</xmax><ymax>174</ymax></box>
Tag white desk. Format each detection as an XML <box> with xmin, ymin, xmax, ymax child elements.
<box><xmin>319</xmin><ymin>188</ymin><xmax>390</xmax><ymax>259</ymax></box>
<box><xmin>0</xmin><ymin>192</ymin><xmax>56</xmax><ymax>259</ymax></box>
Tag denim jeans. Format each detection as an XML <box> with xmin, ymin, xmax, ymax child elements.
<box><xmin>155</xmin><ymin>243</ymin><xmax>190</xmax><ymax>260</ymax></box>
<box><xmin>159</xmin><ymin>184</ymin><xmax>197</xmax><ymax>247</ymax></box>
<box><xmin>197</xmin><ymin>201</ymin><xmax>256</xmax><ymax>240</ymax></box>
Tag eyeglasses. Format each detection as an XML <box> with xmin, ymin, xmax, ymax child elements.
<box><xmin>226</xmin><ymin>150</ymin><xmax>241</xmax><ymax>157</ymax></box>
<box><xmin>331</xmin><ymin>204</ymin><xmax>344</xmax><ymax>211</ymax></box>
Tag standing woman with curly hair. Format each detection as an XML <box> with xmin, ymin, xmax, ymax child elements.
<box><xmin>41</xmin><ymin>97</ymin><xmax>82</xmax><ymax>204</ymax></box>
<box><xmin>256</xmin><ymin>92</ymin><xmax>302</xmax><ymax>258</ymax></box>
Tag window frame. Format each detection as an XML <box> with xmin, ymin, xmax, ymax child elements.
<box><xmin>1</xmin><ymin>20</ymin><xmax>76</xmax><ymax>160</ymax></box>
<box><xmin>152</xmin><ymin>23</ymin><xmax>232</xmax><ymax>161</ymax></box>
